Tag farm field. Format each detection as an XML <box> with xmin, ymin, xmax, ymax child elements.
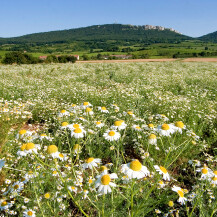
<box><xmin>0</xmin><ymin>62</ymin><xmax>217</xmax><ymax>216</ymax></box>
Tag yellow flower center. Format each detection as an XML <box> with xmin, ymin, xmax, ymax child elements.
<box><xmin>1</xmin><ymin>201</ymin><xmax>7</xmax><ymax>206</ymax></box>
<box><xmin>135</xmin><ymin>126</ymin><xmax>141</xmax><ymax>129</ymax></box>
<box><xmin>127</xmin><ymin>111</ymin><xmax>133</xmax><ymax>115</ymax></box>
<box><xmin>25</xmin><ymin>143</ymin><xmax>35</xmax><ymax>150</ymax></box>
<box><xmin>21</xmin><ymin>143</ymin><xmax>27</xmax><ymax>151</ymax></box>
<box><xmin>202</xmin><ymin>168</ymin><xmax>208</xmax><ymax>174</ymax></box>
<box><xmin>101</xmin><ymin>174</ymin><xmax>111</xmax><ymax>185</ymax></box>
<box><xmin>161</xmin><ymin>124</ymin><xmax>170</xmax><ymax>130</ymax></box>
<box><xmin>213</xmin><ymin>171</ymin><xmax>217</xmax><ymax>175</ymax></box>
<box><xmin>148</xmin><ymin>124</ymin><xmax>154</xmax><ymax>128</ymax></box>
<box><xmin>177</xmin><ymin>190</ymin><xmax>184</xmax><ymax>198</ymax></box>
<box><xmin>168</xmin><ymin>201</ymin><xmax>174</xmax><ymax>207</ymax></box>
<box><xmin>60</xmin><ymin>110</ymin><xmax>66</xmax><ymax>113</ymax></box>
<box><xmin>27</xmin><ymin>211</ymin><xmax>33</xmax><ymax>216</ymax></box>
<box><xmin>73</xmin><ymin>124</ymin><xmax>80</xmax><ymax>128</ymax></box>
<box><xmin>72</xmin><ymin>104</ymin><xmax>76</xmax><ymax>107</ymax></box>
<box><xmin>99</xmin><ymin>166</ymin><xmax>107</xmax><ymax>172</ymax></box>
<box><xmin>73</xmin><ymin>144</ymin><xmax>81</xmax><ymax>151</ymax></box>
<box><xmin>108</xmin><ymin>131</ymin><xmax>116</xmax><ymax>136</ymax></box>
<box><xmin>86</xmin><ymin>157</ymin><xmax>94</xmax><ymax>163</ymax></box>
<box><xmin>85</xmin><ymin>107</ymin><xmax>92</xmax><ymax>112</ymax></box>
<box><xmin>61</xmin><ymin>122</ymin><xmax>68</xmax><ymax>126</ymax></box>
<box><xmin>101</xmin><ymin>107</ymin><xmax>106</xmax><ymax>110</ymax></box>
<box><xmin>160</xmin><ymin>166</ymin><xmax>168</xmax><ymax>174</ymax></box>
<box><xmin>74</xmin><ymin>128</ymin><xmax>82</xmax><ymax>133</ymax></box>
<box><xmin>130</xmin><ymin>160</ymin><xmax>142</xmax><ymax>171</ymax></box>
<box><xmin>59</xmin><ymin>153</ymin><xmax>64</xmax><ymax>158</ymax></box>
<box><xmin>83</xmin><ymin>102</ymin><xmax>89</xmax><ymax>106</ymax></box>
<box><xmin>40</xmin><ymin>134</ymin><xmax>47</xmax><ymax>137</ymax></box>
<box><xmin>53</xmin><ymin>171</ymin><xmax>57</xmax><ymax>174</ymax></box>
<box><xmin>148</xmin><ymin>134</ymin><xmax>156</xmax><ymax>139</ymax></box>
<box><xmin>175</xmin><ymin>121</ymin><xmax>184</xmax><ymax>128</ymax></box>
<box><xmin>44</xmin><ymin>193</ymin><xmax>50</xmax><ymax>199</ymax></box>
<box><xmin>159</xmin><ymin>181</ymin><xmax>164</xmax><ymax>185</ymax></box>
<box><xmin>88</xmin><ymin>179</ymin><xmax>93</xmax><ymax>184</ymax></box>
<box><xmin>47</xmin><ymin>145</ymin><xmax>58</xmax><ymax>154</ymax></box>
<box><xmin>96</xmin><ymin>121</ymin><xmax>101</xmax><ymax>125</ymax></box>
<box><xmin>212</xmin><ymin>177</ymin><xmax>217</xmax><ymax>181</ymax></box>
<box><xmin>14</xmin><ymin>184</ymin><xmax>19</xmax><ymax>189</ymax></box>
<box><xmin>19</xmin><ymin>129</ymin><xmax>27</xmax><ymax>135</ymax></box>
<box><xmin>114</xmin><ymin>121</ymin><xmax>122</xmax><ymax>126</ymax></box>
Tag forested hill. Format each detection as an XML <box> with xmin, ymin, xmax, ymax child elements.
<box><xmin>0</xmin><ymin>24</ymin><xmax>191</xmax><ymax>44</ymax></box>
<box><xmin>199</xmin><ymin>31</ymin><xmax>217</xmax><ymax>43</ymax></box>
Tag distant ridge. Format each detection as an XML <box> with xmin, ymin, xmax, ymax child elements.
<box><xmin>0</xmin><ymin>24</ymin><xmax>190</xmax><ymax>44</ymax></box>
<box><xmin>198</xmin><ymin>31</ymin><xmax>217</xmax><ymax>43</ymax></box>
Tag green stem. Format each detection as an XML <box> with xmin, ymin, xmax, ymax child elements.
<box><xmin>102</xmin><ymin>194</ymin><xmax>105</xmax><ymax>217</ymax></box>
<box><xmin>131</xmin><ymin>180</ymin><xmax>135</xmax><ymax>217</ymax></box>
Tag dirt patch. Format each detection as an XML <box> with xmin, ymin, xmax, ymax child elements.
<box><xmin>182</xmin><ymin>58</ymin><xmax>217</xmax><ymax>62</ymax></box>
<box><xmin>77</xmin><ymin>59</ymin><xmax>176</xmax><ymax>63</ymax></box>
<box><xmin>77</xmin><ymin>58</ymin><xmax>217</xmax><ymax>63</ymax></box>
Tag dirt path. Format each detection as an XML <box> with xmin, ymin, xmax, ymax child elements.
<box><xmin>77</xmin><ymin>58</ymin><xmax>217</xmax><ymax>63</ymax></box>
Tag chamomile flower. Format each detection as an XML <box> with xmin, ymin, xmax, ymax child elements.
<box><xmin>157</xmin><ymin>124</ymin><xmax>175</xmax><ymax>136</ymax></box>
<box><xmin>82</xmin><ymin>190</ymin><xmax>89</xmax><ymax>199</ymax></box>
<box><xmin>23</xmin><ymin>209</ymin><xmax>36</xmax><ymax>217</ymax></box>
<box><xmin>58</xmin><ymin>110</ymin><xmax>70</xmax><ymax>117</ymax></box>
<box><xmin>98</xmin><ymin>106</ymin><xmax>109</xmax><ymax>113</ymax></box>
<box><xmin>95</xmin><ymin>121</ymin><xmax>104</xmax><ymax>128</ymax></box>
<box><xmin>172</xmin><ymin>186</ymin><xmax>187</xmax><ymax>205</ymax></box>
<box><xmin>121</xmin><ymin>159</ymin><xmax>150</xmax><ymax>179</ymax></box>
<box><xmin>112</xmin><ymin>120</ymin><xmax>127</xmax><ymax>130</ymax></box>
<box><xmin>57</xmin><ymin>153</ymin><xmax>68</xmax><ymax>161</ymax></box>
<box><xmin>81</xmin><ymin>102</ymin><xmax>92</xmax><ymax>109</ymax></box>
<box><xmin>158</xmin><ymin>180</ymin><xmax>166</xmax><ymax>188</ymax></box>
<box><xmin>73</xmin><ymin>144</ymin><xmax>82</xmax><ymax>154</ymax></box>
<box><xmin>47</xmin><ymin>145</ymin><xmax>60</xmax><ymax>158</ymax></box>
<box><xmin>95</xmin><ymin>173</ymin><xmax>118</xmax><ymax>194</ymax></box>
<box><xmin>71</xmin><ymin>127</ymin><xmax>86</xmax><ymax>138</ymax></box>
<box><xmin>154</xmin><ymin>165</ymin><xmax>170</xmax><ymax>181</ymax></box>
<box><xmin>211</xmin><ymin>176</ymin><xmax>217</xmax><ymax>185</ymax></box>
<box><xmin>23</xmin><ymin>143</ymin><xmax>41</xmax><ymax>155</ymax></box>
<box><xmin>155</xmin><ymin>114</ymin><xmax>169</xmax><ymax>121</ymax></box>
<box><xmin>196</xmin><ymin>165</ymin><xmax>213</xmax><ymax>179</ymax></box>
<box><xmin>68</xmin><ymin>186</ymin><xmax>77</xmax><ymax>194</ymax></box>
<box><xmin>103</xmin><ymin>130</ymin><xmax>120</xmax><ymax>141</ymax></box>
<box><xmin>132</xmin><ymin>125</ymin><xmax>142</xmax><ymax>131</ymax></box>
<box><xmin>10</xmin><ymin>181</ymin><xmax>24</xmax><ymax>193</ymax></box>
<box><xmin>60</xmin><ymin>122</ymin><xmax>69</xmax><ymax>129</ymax></box>
<box><xmin>173</xmin><ymin>121</ymin><xmax>186</xmax><ymax>133</ymax></box>
<box><xmin>84</xmin><ymin>107</ymin><xmax>94</xmax><ymax>115</ymax></box>
<box><xmin>39</xmin><ymin>133</ymin><xmax>52</xmax><ymax>141</ymax></box>
<box><xmin>0</xmin><ymin>200</ymin><xmax>12</xmax><ymax>210</ymax></box>
<box><xmin>148</xmin><ymin>134</ymin><xmax>157</xmax><ymax>145</ymax></box>
<box><xmin>144</xmin><ymin>123</ymin><xmax>156</xmax><ymax>131</ymax></box>
<box><xmin>82</xmin><ymin>157</ymin><xmax>101</xmax><ymax>169</ymax></box>
<box><xmin>16</xmin><ymin>129</ymin><xmax>32</xmax><ymax>140</ymax></box>
<box><xmin>126</xmin><ymin>111</ymin><xmax>135</xmax><ymax>118</ymax></box>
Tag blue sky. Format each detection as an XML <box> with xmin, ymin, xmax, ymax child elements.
<box><xmin>0</xmin><ymin>0</ymin><xmax>216</xmax><ymax>38</ymax></box>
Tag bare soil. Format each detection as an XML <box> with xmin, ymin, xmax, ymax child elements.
<box><xmin>77</xmin><ymin>58</ymin><xmax>217</xmax><ymax>63</ymax></box>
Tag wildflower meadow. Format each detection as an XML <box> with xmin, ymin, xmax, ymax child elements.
<box><xmin>0</xmin><ymin>62</ymin><xmax>217</xmax><ymax>216</ymax></box>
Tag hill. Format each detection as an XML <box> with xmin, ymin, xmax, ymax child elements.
<box><xmin>0</xmin><ymin>24</ymin><xmax>191</xmax><ymax>44</ymax></box>
<box><xmin>198</xmin><ymin>31</ymin><xmax>217</xmax><ymax>43</ymax></box>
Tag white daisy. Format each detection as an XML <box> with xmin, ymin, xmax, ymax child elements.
<box><xmin>172</xmin><ymin>186</ymin><xmax>187</xmax><ymax>205</ymax></box>
<box><xmin>148</xmin><ymin>134</ymin><xmax>157</xmax><ymax>145</ymax></box>
<box><xmin>0</xmin><ymin>199</ymin><xmax>12</xmax><ymax>211</ymax></box>
<box><xmin>95</xmin><ymin>173</ymin><xmax>118</xmax><ymax>194</ymax></box>
<box><xmin>39</xmin><ymin>133</ymin><xmax>53</xmax><ymax>141</ymax></box>
<box><xmin>95</xmin><ymin>121</ymin><xmax>104</xmax><ymax>128</ymax></box>
<box><xmin>98</xmin><ymin>106</ymin><xmax>109</xmax><ymax>113</ymax></box>
<box><xmin>71</xmin><ymin>127</ymin><xmax>86</xmax><ymax>139</ymax></box>
<box><xmin>157</xmin><ymin>124</ymin><xmax>175</xmax><ymax>136</ymax></box>
<box><xmin>23</xmin><ymin>209</ymin><xmax>36</xmax><ymax>217</ymax></box>
<box><xmin>58</xmin><ymin>109</ymin><xmax>70</xmax><ymax>117</ymax></box>
<box><xmin>16</xmin><ymin>129</ymin><xmax>32</xmax><ymax>140</ymax></box>
<box><xmin>211</xmin><ymin>176</ymin><xmax>217</xmax><ymax>185</ymax></box>
<box><xmin>103</xmin><ymin>130</ymin><xmax>121</xmax><ymax>141</ymax></box>
<box><xmin>47</xmin><ymin>145</ymin><xmax>60</xmax><ymax>158</ymax></box>
<box><xmin>154</xmin><ymin>165</ymin><xmax>170</xmax><ymax>181</ymax></box>
<box><xmin>196</xmin><ymin>165</ymin><xmax>213</xmax><ymax>180</ymax></box>
<box><xmin>81</xmin><ymin>102</ymin><xmax>92</xmax><ymax>109</ymax></box>
<box><xmin>112</xmin><ymin>120</ymin><xmax>127</xmax><ymax>130</ymax></box>
<box><xmin>132</xmin><ymin>125</ymin><xmax>142</xmax><ymax>131</ymax></box>
<box><xmin>84</xmin><ymin>107</ymin><xmax>94</xmax><ymax>115</ymax></box>
<box><xmin>121</xmin><ymin>159</ymin><xmax>150</xmax><ymax>179</ymax></box>
<box><xmin>144</xmin><ymin>123</ymin><xmax>156</xmax><ymax>131</ymax></box>
<box><xmin>68</xmin><ymin>186</ymin><xmax>77</xmax><ymax>194</ymax></box>
<box><xmin>173</xmin><ymin>121</ymin><xmax>186</xmax><ymax>134</ymax></box>
<box><xmin>82</xmin><ymin>157</ymin><xmax>101</xmax><ymax>169</ymax></box>
<box><xmin>23</xmin><ymin>143</ymin><xmax>41</xmax><ymax>155</ymax></box>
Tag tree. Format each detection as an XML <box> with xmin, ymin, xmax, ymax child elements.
<box><xmin>82</xmin><ymin>54</ymin><xmax>89</xmax><ymax>60</ymax></box>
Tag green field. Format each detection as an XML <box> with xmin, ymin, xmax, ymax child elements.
<box><xmin>0</xmin><ymin>62</ymin><xmax>217</xmax><ymax>216</ymax></box>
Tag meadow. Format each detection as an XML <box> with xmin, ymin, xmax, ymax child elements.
<box><xmin>0</xmin><ymin>62</ymin><xmax>217</xmax><ymax>216</ymax></box>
